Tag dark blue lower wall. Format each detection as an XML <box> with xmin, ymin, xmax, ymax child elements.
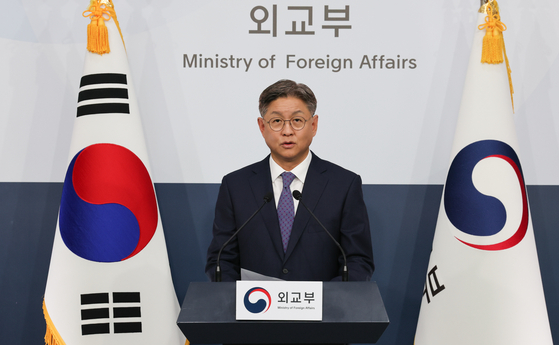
<box><xmin>1</xmin><ymin>183</ymin><xmax>557</xmax><ymax>344</ymax></box>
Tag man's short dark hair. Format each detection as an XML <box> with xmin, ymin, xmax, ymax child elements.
<box><xmin>258</xmin><ymin>79</ymin><xmax>317</xmax><ymax>117</ymax></box>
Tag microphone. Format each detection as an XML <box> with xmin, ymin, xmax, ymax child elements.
<box><xmin>292</xmin><ymin>190</ymin><xmax>349</xmax><ymax>281</ymax></box>
<box><xmin>215</xmin><ymin>191</ymin><xmax>274</xmax><ymax>282</ymax></box>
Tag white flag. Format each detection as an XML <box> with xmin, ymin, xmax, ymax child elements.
<box><xmin>414</xmin><ymin>2</ymin><xmax>553</xmax><ymax>344</ymax></box>
<box><xmin>43</xmin><ymin>1</ymin><xmax>185</xmax><ymax>344</ymax></box>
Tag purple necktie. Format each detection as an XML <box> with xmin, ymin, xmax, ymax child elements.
<box><xmin>278</xmin><ymin>172</ymin><xmax>296</xmax><ymax>252</ymax></box>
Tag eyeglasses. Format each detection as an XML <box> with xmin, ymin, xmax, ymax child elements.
<box><xmin>265</xmin><ymin>116</ymin><xmax>312</xmax><ymax>132</ymax></box>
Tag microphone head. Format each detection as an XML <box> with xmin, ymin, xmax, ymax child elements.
<box><xmin>263</xmin><ymin>191</ymin><xmax>274</xmax><ymax>203</ymax></box>
<box><xmin>292</xmin><ymin>190</ymin><xmax>302</xmax><ymax>200</ymax></box>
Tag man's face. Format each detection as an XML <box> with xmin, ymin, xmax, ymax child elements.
<box><xmin>258</xmin><ymin>96</ymin><xmax>318</xmax><ymax>171</ymax></box>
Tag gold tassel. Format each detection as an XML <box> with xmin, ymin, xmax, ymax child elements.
<box><xmin>43</xmin><ymin>299</ymin><xmax>66</xmax><ymax>345</ymax></box>
<box><xmin>96</xmin><ymin>17</ymin><xmax>110</xmax><ymax>54</ymax></box>
<box><xmin>86</xmin><ymin>17</ymin><xmax>99</xmax><ymax>52</ymax></box>
<box><xmin>83</xmin><ymin>0</ymin><xmax>114</xmax><ymax>55</ymax></box>
<box><xmin>482</xmin><ymin>27</ymin><xmax>503</xmax><ymax>63</ymax></box>
<box><xmin>478</xmin><ymin>4</ymin><xmax>506</xmax><ymax>64</ymax></box>
<box><xmin>478</xmin><ymin>0</ymin><xmax>514</xmax><ymax>111</ymax></box>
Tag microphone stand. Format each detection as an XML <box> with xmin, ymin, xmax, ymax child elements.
<box><xmin>215</xmin><ymin>192</ymin><xmax>273</xmax><ymax>282</ymax></box>
<box><xmin>293</xmin><ymin>190</ymin><xmax>348</xmax><ymax>281</ymax></box>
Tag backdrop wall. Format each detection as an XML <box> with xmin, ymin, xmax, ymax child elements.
<box><xmin>1</xmin><ymin>0</ymin><xmax>558</xmax><ymax>344</ymax></box>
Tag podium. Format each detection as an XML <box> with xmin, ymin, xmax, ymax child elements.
<box><xmin>177</xmin><ymin>281</ymin><xmax>389</xmax><ymax>344</ymax></box>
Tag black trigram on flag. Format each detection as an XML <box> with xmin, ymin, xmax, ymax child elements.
<box><xmin>80</xmin><ymin>292</ymin><xmax>142</xmax><ymax>336</ymax></box>
<box><xmin>77</xmin><ymin>73</ymin><xmax>130</xmax><ymax>117</ymax></box>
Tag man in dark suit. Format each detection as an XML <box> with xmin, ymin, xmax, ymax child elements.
<box><xmin>205</xmin><ymin>79</ymin><xmax>374</xmax><ymax>282</ymax></box>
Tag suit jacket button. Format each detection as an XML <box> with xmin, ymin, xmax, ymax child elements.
<box><xmin>282</xmin><ymin>268</ymin><xmax>289</xmax><ymax>274</ymax></box>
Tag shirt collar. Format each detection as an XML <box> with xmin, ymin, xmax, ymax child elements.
<box><xmin>269</xmin><ymin>151</ymin><xmax>312</xmax><ymax>182</ymax></box>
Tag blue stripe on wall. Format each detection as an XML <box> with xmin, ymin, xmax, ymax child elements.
<box><xmin>1</xmin><ymin>183</ymin><xmax>557</xmax><ymax>344</ymax></box>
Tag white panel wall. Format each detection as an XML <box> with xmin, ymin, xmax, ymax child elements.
<box><xmin>1</xmin><ymin>0</ymin><xmax>558</xmax><ymax>184</ymax></box>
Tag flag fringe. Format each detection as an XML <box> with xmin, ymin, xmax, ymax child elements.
<box><xmin>83</xmin><ymin>0</ymin><xmax>124</xmax><ymax>55</ymax></box>
<box><xmin>107</xmin><ymin>0</ymin><xmax>126</xmax><ymax>51</ymax></box>
<box><xmin>503</xmin><ymin>39</ymin><xmax>515</xmax><ymax>112</ymax></box>
<box><xmin>43</xmin><ymin>299</ymin><xmax>66</xmax><ymax>345</ymax></box>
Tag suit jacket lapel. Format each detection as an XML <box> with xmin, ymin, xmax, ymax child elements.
<box><xmin>249</xmin><ymin>156</ymin><xmax>285</xmax><ymax>260</ymax></box>
<box><xmin>284</xmin><ymin>153</ymin><xmax>329</xmax><ymax>262</ymax></box>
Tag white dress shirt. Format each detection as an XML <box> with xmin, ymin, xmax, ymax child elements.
<box><xmin>269</xmin><ymin>152</ymin><xmax>312</xmax><ymax>215</ymax></box>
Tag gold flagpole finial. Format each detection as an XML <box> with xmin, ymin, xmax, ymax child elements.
<box><xmin>479</xmin><ymin>0</ymin><xmax>500</xmax><ymax>15</ymax></box>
